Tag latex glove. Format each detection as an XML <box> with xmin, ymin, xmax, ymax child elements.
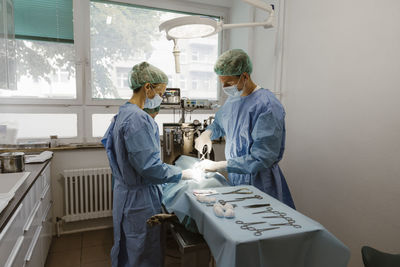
<box><xmin>195</xmin><ymin>130</ymin><xmax>212</xmax><ymax>154</ymax></box>
<box><xmin>181</xmin><ymin>169</ymin><xmax>195</xmax><ymax>180</ymax></box>
<box><xmin>196</xmin><ymin>160</ymin><xmax>227</xmax><ymax>173</ymax></box>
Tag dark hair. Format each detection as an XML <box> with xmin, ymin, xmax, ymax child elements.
<box><xmin>133</xmin><ymin>86</ymin><xmax>141</xmax><ymax>93</ymax></box>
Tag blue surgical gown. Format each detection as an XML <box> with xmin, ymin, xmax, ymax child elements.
<box><xmin>208</xmin><ymin>88</ymin><xmax>295</xmax><ymax>208</ymax></box>
<box><xmin>102</xmin><ymin>102</ymin><xmax>182</xmax><ymax>267</ymax></box>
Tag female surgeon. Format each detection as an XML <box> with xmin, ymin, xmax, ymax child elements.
<box><xmin>102</xmin><ymin>62</ymin><xmax>194</xmax><ymax>267</ymax></box>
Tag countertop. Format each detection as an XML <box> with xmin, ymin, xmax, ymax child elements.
<box><xmin>0</xmin><ymin>160</ymin><xmax>51</xmax><ymax>232</ymax></box>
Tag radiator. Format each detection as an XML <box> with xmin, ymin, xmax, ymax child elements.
<box><xmin>63</xmin><ymin>168</ymin><xmax>113</xmax><ymax>222</ymax></box>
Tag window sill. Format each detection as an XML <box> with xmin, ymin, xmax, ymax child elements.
<box><xmin>0</xmin><ymin>143</ymin><xmax>104</xmax><ymax>154</ymax></box>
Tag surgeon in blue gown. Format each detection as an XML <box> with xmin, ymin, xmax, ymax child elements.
<box><xmin>102</xmin><ymin>62</ymin><xmax>194</xmax><ymax>267</ymax></box>
<box><xmin>196</xmin><ymin>49</ymin><xmax>295</xmax><ymax>209</ymax></box>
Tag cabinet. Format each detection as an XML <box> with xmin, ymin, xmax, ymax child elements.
<box><xmin>0</xmin><ymin>0</ymin><xmax>16</xmax><ymax>90</ymax></box>
<box><xmin>0</xmin><ymin>162</ymin><xmax>53</xmax><ymax>267</ymax></box>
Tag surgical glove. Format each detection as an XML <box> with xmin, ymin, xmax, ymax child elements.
<box><xmin>195</xmin><ymin>130</ymin><xmax>212</xmax><ymax>154</ymax></box>
<box><xmin>181</xmin><ymin>169</ymin><xmax>195</xmax><ymax>180</ymax></box>
<box><xmin>197</xmin><ymin>160</ymin><xmax>227</xmax><ymax>173</ymax></box>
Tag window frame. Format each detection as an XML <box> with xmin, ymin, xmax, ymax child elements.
<box><xmin>0</xmin><ymin>104</ymin><xmax>84</xmax><ymax>143</ymax></box>
<box><xmin>0</xmin><ymin>0</ymin><xmax>230</xmax><ymax>143</ymax></box>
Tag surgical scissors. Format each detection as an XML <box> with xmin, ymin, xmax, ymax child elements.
<box><xmin>221</xmin><ymin>188</ymin><xmax>253</xmax><ymax>195</ymax></box>
<box><xmin>235</xmin><ymin>220</ymin><xmax>266</xmax><ymax>230</ymax></box>
<box><xmin>252</xmin><ymin>227</ymin><xmax>280</xmax><ymax>236</ymax></box>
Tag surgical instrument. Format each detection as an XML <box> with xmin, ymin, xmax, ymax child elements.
<box><xmin>262</xmin><ymin>215</ymin><xmax>294</xmax><ymax>221</ymax></box>
<box><xmin>242</xmin><ymin>203</ymin><xmax>271</xmax><ymax>209</ymax></box>
<box><xmin>235</xmin><ymin>220</ymin><xmax>266</xmax><ymax>230</ymax></box>
<box><xmin>221</xmin><ymin>188</ymin><xmax>253</xmax><ymax>195</ymax></box>
<box><xmin>218</xmin><ymin>199</ymin><xmax>244</xmax><ymax>205</ymax></box>
<box><xmin>218</xmin><ymin>195</ymin><xmax>263</xmax><ymax>205</ymax></box>
<box><xmin>206</xmin><ymin>203</ymin><xmax>237</xmax><ymax>207</ymax></box>
<box><xmin>252</xmin><ymin>210</ymin><xmax>285</xmax><ymax>215</ymax></box>
<box><xmin>252</xmin><ymin>227</ymin><xmax>280</xmax><ymax>236</ymax></box>
<box><xmin>200</xmin><ymin>145</ymin><xmax>208</xmax><ymax>160</ymax></box>
<box><xmin>234</xmin><ymin>195</ymin><xmax>263</xmax><ymax>200</ymax></box>
<box><xmin>269</xmin><ymin>222</ymin><xmax>302</xmax><ymax>228</ymax></box>
<box><xmin>254</xmin><ymin>207</ymin><xmax>286</xmax><ymax>215</ymax></box>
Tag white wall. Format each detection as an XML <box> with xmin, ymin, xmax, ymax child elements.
<box><xmin>280</xmin><ymin>1</ymin><xmax>400</xmax><ymax>266</ymax></box>
<box><xmin>229</xmin><ymin>0</ymin><xmax>279</xmax><ymax>91</ymax></box>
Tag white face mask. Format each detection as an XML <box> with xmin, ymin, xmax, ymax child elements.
<box><xmin>222</xmin><ymin>75</ymin><xmax>245</xmax><ymax>98</ymax></box>
<box><xmin>144</xmin><ymin>86</ymin><xmax>163</xmax><ymax>109</ymax></box>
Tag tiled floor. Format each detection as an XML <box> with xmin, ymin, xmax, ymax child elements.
<box><xmin>44</xmin><ymin>228</ymin><xmax>182</xmax><ymax>267</ymax></box>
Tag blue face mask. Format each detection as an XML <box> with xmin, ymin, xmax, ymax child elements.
<box><xmin>222</xmin><ymin>75</ymin><xmax>244</xmax><ymax>98</ymax></box>
<box><xmin>144</xmin><ymin>86</ymin><xmax>163</xmax><ymax>109</ymax></box>
<box><xmin>222</xmin><ymin>84</ymin><xmax>242</xmax><ymax>98</ymax></box>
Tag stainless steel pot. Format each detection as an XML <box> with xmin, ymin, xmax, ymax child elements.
<box><xmin>0</xmin><ymin>152</ymin><xmax>25</xmax><ymax>173</ymax></box>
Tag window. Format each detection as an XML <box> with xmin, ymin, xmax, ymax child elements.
<box><xmin>204</xmin><ymin>80</ymin><xmax>210</xmax><ymax>90</ymax></box>
<box><xmin>180</xmin><ymin>79</ymin><xmax>186</xmax><ymax>91</ymax></box>
<box><xmin>167</xmin><ymin>75</ymin><xmax>174</xmax><ymax>88</ymax></box>
<box><xmin>192</xmin><ymin>79</ymin><xmax>198</xmax><ymax>90</ymax></box>
<box><xmin>180</xmin><ymin>51</ymin><xmax>187</xmax><ymax>64</ymax></box>
<box><xmin>187</xmin><ymin>71</ymin><xmax>214</xmax><ymax>98</ymax></box>
<box><xmin>116</xmin><ymin>67</ymin><xmax>130</xmax><ymax>89</ymax></box>
<box><xmin>191</xmin><ymin>50</ymin><xmax>199</xmax><ymax>62</ymax></box>
<box><xmin>0</xmin><ymin>113</ymin><xmax>77</xmax><ymax>139</ymax></box>
<box><xmin>90</xmin><ymin>2</ymin><xmax>219</xmax><ymax>100</ymax></box>
<box><xmin>1</xmin><ymin>0</ymin><xmax>77</xmax><ymax>99</ymax></box>
<box><xmin>1</xmin><ymin>0</ymin><xmax>225</xmax><ymax>142</ymax></box>
<box><xmin>92</xmin><ymin>114</ymin><xmax>116</xmax><ymax>138</ymax></box>
<box><xmin>0</xmin><ymin>40</ymin><xmax>77</xmax><ymax>99</ymax></box>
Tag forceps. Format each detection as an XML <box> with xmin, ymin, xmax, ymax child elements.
<box><xmin>218</xmin><ymin>195</ymin><xmax>262</xmax><ymax>205</ymax></box>
<box><xmin>235</xmin><ymin>195</ymin><xmax>263</xmax><ymax>201</ymax></box>
<box><xmin>236</xmin><ymin>220</ymin><xmax>266</xmax><ymax>230</ymax></box>
<box><xmin>269</xmin><ymin>222</ymin><xmax>302</xmax><ymax>228</ymax></box>
<box><xmin>260</xmin><ymin>210</ymin><xmax>297</xmax><ymax>222</ymax></box>
<box><xmin>252</xmin><ymin>207</ymin><xmax>276</xmax><ymax>214</ymax></box>
<box><xmin>221</xmin><ymin>188</ymin><xmax>253</xmax><ymax>195</ymax></box>
<box><xmin>252</xmin><ymin>227</ymin><xmax>280</xmax><ymax>236</ymax></box>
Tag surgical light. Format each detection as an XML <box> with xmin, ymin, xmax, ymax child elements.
<box><xmin>159</xmin><ymin>0</ymin><xmax>275</xmax><ymax>73</ymax></box>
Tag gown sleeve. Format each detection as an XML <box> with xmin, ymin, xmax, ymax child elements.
<box><xmin>123</xmin><ymin>118</ymin><xmax>182</xmax><ymax>184</ymax></box>
<box><xmin>207</xmin><ymin>110</ymin><xmax>226</xmax><ymax>140</ymax></box>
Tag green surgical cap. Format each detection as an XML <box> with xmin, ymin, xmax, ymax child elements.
<box><xmin>129</xmin><ymin>62</ymin><xmax>168</xmax><ymax>90</ymax></box>
<box><xmin>214</xmin><ymin>49</ymin><xmax>253</xmax><ymax>76</ymax></box>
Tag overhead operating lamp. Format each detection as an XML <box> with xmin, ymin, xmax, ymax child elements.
<box><xmin>159</xmin><ymin>0</ymin><xmax>275</xmax><ymax>73</ymax></box>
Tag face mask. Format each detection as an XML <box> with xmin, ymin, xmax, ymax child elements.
<box><xmin>144</xmin><ymin>86</ymin><xmax>163</xmax><ymax>109</ymax></box>
<box><xmin>222</xmin><ymin>84</ymin><xmax>242</xmax><ymax>98</ymax></box>
<box><xmin>222</xmin><ymin>75</ymin><xmax>244</xmax><ymax>98</ymax></box>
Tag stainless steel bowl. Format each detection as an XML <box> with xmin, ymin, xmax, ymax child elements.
<box><xmin>0</xmin><ymin>152</ymin><xmax>25</xmax><ymax>173</ymax></box>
